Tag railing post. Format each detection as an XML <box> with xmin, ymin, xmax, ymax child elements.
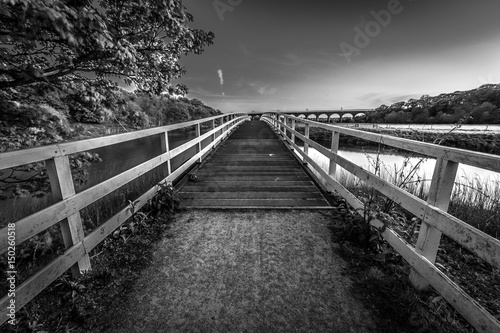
<box><xmin>327</xmin><ymin>130</ymin><xmax>340</xmax><ymax>191</ymax></box>
<box><xmin>195</xmin><ymin>123</ymin><xmax>202</xmax><ymax>162</ymax></box>
<box><xmin>409</xmin><ymin>157</ymin><xmax>458</xmax><ymax>290</ymax></box>
<box><xmin>303</xmin><ymin>123</ymin><xmax>310</xmax><ymax>165</ymax></box>
<box><xmin>46</xmin><ymin>156</ymin><xmax>91</xmax><ymax>278</ymax></box>
<box><xmin>290</xmin><ymin>118</ymin><xmax>296</xmax><ymax>151</ymax></box>
<box><xmin>211</xmin><ymin>119</ymin><xmax>216</xmax><ymax>144</ymax></box>
<box><xmin>160</xmin><ymin>131</ymin><xmax>172</xmax><ymax>178</ymax></box>
<box><xmin>283</xmin><ymin>116</ymin><xmax>288</xmax><ymax>138</ymax></box>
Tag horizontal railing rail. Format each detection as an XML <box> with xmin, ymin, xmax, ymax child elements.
<box><xmin>262</xmin><ymin>113</ymin><xmax>500</xmax><ymax>333</ymax></box>
<box><xmin>0</xmin><ymin>113</ymin><xmax>248</xmax><ymax>325</ymax></box>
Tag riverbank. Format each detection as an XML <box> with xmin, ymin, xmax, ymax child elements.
<box><xmin>303</xmin><ymin>127</ymin><xmax>500</xmax><ymax>155</ymax></box>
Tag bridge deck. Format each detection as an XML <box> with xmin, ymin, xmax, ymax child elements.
<box><xmin>179</xmin><ymin>120</ymin><xmax>331</xmax><ymax>208</ymax></box>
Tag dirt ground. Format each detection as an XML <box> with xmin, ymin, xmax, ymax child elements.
<box><xmin>97</xmin><ymin>209</ymin><xmax>379</xmax><ymax>333</ymax></box>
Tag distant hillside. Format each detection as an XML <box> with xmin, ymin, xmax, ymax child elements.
<box><xmin>366</xmin><ymin>84</ymin><xmax>500</xmax><ymax>124</ymax></box>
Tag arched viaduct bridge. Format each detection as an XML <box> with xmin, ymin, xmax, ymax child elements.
<box><xmin>250</xmin><ymin>109</ymin><xmax>376</xmax><ymax>122</ymax></box>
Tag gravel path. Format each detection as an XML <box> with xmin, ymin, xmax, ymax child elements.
<box><xmin>102</xmin><ymin>210</ymin><xmax>378</xmax><ymax>333</ymax></box>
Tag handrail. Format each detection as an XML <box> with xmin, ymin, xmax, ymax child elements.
<box><xmin>262</xmin><ymin>113</ymin><xmax>500</xmax><ymax>333</ymax></box>
<box><xmin>273</xmin><ymin>114</ymin><xmax>500</xmax><ymax>172</ymax></box>
<box><xmin>0</xmin><ymin>114</ymin><xmax>244</xmax><ymax>170</ymax></box>
<box><xmin>0</xmin><ymin>113</ymin><xmax>249</xmax><ymax>325</ymax></box>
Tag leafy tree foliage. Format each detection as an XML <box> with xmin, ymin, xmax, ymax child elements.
<box><xmin>367</xmin><ymin>84</ymin><xmax>500</xmax><ymax>124</ymax></box>
<box><xmin>127</xmin><ymin>93</ymin><xmax>222</xmax><ymax>127</ymax></box>
<box><xmin>0</xmin><ymin>0</ymin><xmax>214</xmax><ymax>96</ymax></box>
<box><xmin>0</xmin><ymin>91</ymin><xmax>221</xmax><ymax>199</ymax></box>
<box><xmin>0</xmin><ymin>0</ymin><xmax>217</xmax><ymax>199</ymax></box>
<box><xmin>0</xmin><ymin>99</ymin><xmax>101</xmax><ymax>199</ymax></box>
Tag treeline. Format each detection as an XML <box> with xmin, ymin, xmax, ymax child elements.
<box><xmin>65</xmin><ymin>88</ymin><xmax>222</xmax><ymax>128</ymax></box>
<box><xmin>0</xmin><ymin>84</ymin><xmax>222</xmax><ymax>152</ymax></box>
<box><xmin>365</xmin><ymin>84</ymin><xmax>500</xmax><ymax>124</ymax></box>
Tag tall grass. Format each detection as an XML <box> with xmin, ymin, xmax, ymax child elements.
<box><xmin>449</xmin><ymin>173</ymin><xmax>500</xmax><ymax>238</ymax></box>
<box><xmin>299</xmin><ymin>148</ymin><xmax>500</xmax><ymax>239</ymax></box>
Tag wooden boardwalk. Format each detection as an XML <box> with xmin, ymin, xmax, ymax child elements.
<box><xmin>180</xmin><ymin>120</ymin><xmax>331</xmax><ymax>208</ymax></box>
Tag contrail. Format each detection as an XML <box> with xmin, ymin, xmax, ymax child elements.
<box><xmin>218</xmin><ymin>69</ymin><xmax>225</xmax><ymax>96</ymax></box>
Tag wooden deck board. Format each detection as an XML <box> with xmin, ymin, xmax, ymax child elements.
<box><xmin>179</xmin><ymin>120</ymin><xmax>330</xmax><ymax>208</ymax></box>
<box><xmin>181</xmin><ymin>198</ymin><xmax>329</xmax><ymax>207</ymax></box>
<box><xmin>181</xmin><ymin>191</ymin><xmax>325</xmax><ymax>199</ymax></box>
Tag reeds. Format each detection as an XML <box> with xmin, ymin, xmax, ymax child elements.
<box><xmin>299</xmin><ymin>148</ymin><xmax>500</xmax><ymax>239</ymax></box>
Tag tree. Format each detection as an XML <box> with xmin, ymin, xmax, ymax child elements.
<box><xmin>471</xmin><ymin>102</ymin><xmax>497</xmax><ymax>123</ymax></box>
<box><xmin>163</xmin><ymin>101</ymin><xmax>189</xmax><ymax>123</ymax></box>
<box><xmin>412</xmin><ymin>108</ymin><xmax>430</xmax><ymax>124</ymax></box>
<box><xmin>0</xmin><ymin>0</ymin><xmax>214</xmax><ymax>96</ymax></box>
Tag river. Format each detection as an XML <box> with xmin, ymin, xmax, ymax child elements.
<box><xmin>0</xmin><ymin>126</ymin><xmax>221</xmax><ymax>224</ymax></box>
<box><xmin>91</xmin><ymin>125</ymin><xmax>498</xmax><ymax>199</ymax></box>
<box><xmin>80</xmin><ymin>125</ymin><xmax>219</xmax><ymax>191</ymax></box>
<box><xmin>296</xmin><ymin>147</ymin><xmax>500</xmax><ymax>200</ymax></box>
<box><xmin>1</xmin><ymin>122</ymin><xmax>499</xmax><ymax>224</ymax></box>
<box><xmin>298</xmin><ymin>122</ymin><xmax>500</xmax><ymax>133</ymax></box>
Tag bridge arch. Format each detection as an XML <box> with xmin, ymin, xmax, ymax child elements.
<box><xmin>307</xmin><ymin>114</ymin><xmax>317</xmax><ymax>121</ymax></box>
<box><xmin>329</xmin><ymin>113</ymin><xmax>340</xmax><ymax>122</ymax></box>
<box><xmin>318</xmin><ymin>113</ymin><xmax>328</xmax><ymax>122</ymax></box>
<box><xmin>340</xmin><ymin>113</ymin><xmax>353</xmax><ymax>122</ymax></box>
<box><xmin>352</xmin><ymin>113</ymin><xmax>367</xmax><ymax>122</ymax></box>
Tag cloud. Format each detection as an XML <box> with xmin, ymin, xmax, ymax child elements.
<box><xmin>217</xmin><ymin>69</ymin><xmax>225</xmax><ymax>96</ymax></box>
<box><xmin>257</xmin><ymin>85</ymin><xmax>278</xmax><ymax>95</ymax></box>
<box><xmin>217</xmin><ymin>69</ymin><xmax>224</xmax><ymax>85</ymax></box>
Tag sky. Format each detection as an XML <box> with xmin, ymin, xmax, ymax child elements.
<box><xmin>175</xmin><ymin>0</ymin><xmax>500</xmax><ymax>113</ymax></box>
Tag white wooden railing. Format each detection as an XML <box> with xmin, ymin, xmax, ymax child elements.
<box><xmin>0</xmin><ymin>113</ymin><xmax>248</xmax><ymax>324</ymax></box>
<box><xmin>263</xmin><ymin>113</ymin><xmax>500</xmax><ymax>333</ymax></box>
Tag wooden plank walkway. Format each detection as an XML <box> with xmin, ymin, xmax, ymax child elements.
<box><xmin>179</xmin><ymin>120</ymin><xmax>331</xmax><ymax>208</ymax></box>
